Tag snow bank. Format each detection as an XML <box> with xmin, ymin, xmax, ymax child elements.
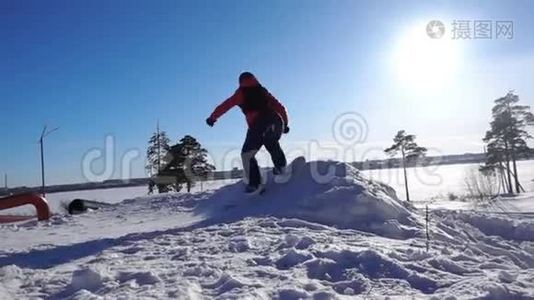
<box><xmin>455</xmin><ymin>211</ymin><xmax>534</xmax><ymax>241</ymax></box>
<box><xmin>190</xmin><ymin>159</ymin><xmax>422</xmax><ymax>238</ymax></box>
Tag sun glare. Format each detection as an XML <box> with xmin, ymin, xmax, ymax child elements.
<box><xmin>393</xmin><ymin>22</ymin><xmax>462</xmax><ymax>93</ymax></box>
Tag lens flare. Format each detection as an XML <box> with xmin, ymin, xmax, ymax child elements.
<box><xmin>393</xmin><ymin>22</ymin><xmax>462</xmax><ymax>93</ymax></box>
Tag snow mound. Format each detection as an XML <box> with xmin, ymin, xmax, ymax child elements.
<box><xmin>187</xmin><ymin>159</ymin><xmax>422</xmax><ymax>238</ymax></box>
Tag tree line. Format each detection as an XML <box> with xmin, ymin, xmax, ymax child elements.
<box><xmin>383</xmin><ymin>91</ymin><xmax>533</xmax><ymax>202</ymax></box>
<box><xmin>146</xmin><ymin>91</ymin><xmax>532</xmax><ymax>199</ymax></box>
<box><xmin>146</xmin><ymin>126</ymin><xmax>214</xmax><ymax>194</ymax></box>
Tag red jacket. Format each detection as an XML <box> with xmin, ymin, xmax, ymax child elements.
<box><xmin>209</xmin><ymin>77</ymin><xmax>288</xmax><ymax>128</ymax></box>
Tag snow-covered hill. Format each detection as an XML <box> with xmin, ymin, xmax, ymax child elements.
<box><xmin>1</xmin><ymin>160</ymin><xmax>534</xmax><ymax>299</ymax></box>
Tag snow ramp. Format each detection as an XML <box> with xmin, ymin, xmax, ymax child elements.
<box><xmin>188</xmin><ymin>158</ymin><xmax>423</xmax><ymax>239</ymax></box>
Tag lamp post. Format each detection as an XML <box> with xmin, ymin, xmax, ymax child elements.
<box><xmin>39</xmin><ymin>125</ymin><xmax>59</xmax><ymax>197</ymax></box>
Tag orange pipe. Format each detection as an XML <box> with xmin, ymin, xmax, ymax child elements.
<box><xmin>0</xmin><ymin>193</ymin><xmax>51</xmax><ymax>221</ymax></box>
<box><xmin>0</xmin><ymin>215</ymin><xmax>35</xmax><ymax>224</ymax></box>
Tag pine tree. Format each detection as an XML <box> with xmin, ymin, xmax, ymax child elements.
<box><xmin>159</xmin><ymin>135</ymin><xmax>215</xmax><ymax>193</ymax></box>
<box><xmin>483</xmin><ymin>91</ymin><xmax>534</xmax><ymax>194</ymax></box>
<box><xmin>146</xmin><ymin>124</ymin><xmax>172</xmax><ymax>193</ymax></box>
<box><xmin>384</xmin><ymin>130</ymin><xmax>427</xmax><ymax>202</ymax></box>
<box><xmin>481</xmin><ymin>134</ymin><xmax>511</xmax><ymax>193</ymax></box>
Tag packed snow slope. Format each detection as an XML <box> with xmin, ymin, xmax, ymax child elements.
<box><xmin>1</xmin><ymin>159</ymin><xmax>534</xmax><ymax>299</ymax></box>
<box><xmin>192</xmin><ymin>158</ymin><xmax>422</xmax><ymax>239</ymax></box>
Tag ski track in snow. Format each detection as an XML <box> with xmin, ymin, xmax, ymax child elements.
<box><xmin>1</xmin><ymin>160</ymin><xmax>534</xmax><ymax>299</ymax></box>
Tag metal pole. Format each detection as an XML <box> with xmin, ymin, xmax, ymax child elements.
<box><xmin>157</xmin><ymin>120</ymin><xmax>161</xmax><ymax>173</ymax></box>
<box><xmin>38</xmin><ymin>126</ymin><xmax>59</xmax><ymax>198</ymax></box>
<box><xmin>40</xmin><ymin>137</ymin><xmax>45</xmax><ymax>197</ymax></box>
<box><xmin>425</xmin><ymin>205</ymin><xmax>430</xmax><ymax>252</ymax></box>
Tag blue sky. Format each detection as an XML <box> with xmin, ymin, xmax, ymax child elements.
<box><xmin>1</xmin><ymin>0</ymin><xmax>533</xmax><ymax>187</ymax></box>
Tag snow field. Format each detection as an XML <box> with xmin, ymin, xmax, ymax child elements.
<box><xmin>1</xmin><ymin>160</ymin><xmax>534</xmax><ymax>298</ymax></box>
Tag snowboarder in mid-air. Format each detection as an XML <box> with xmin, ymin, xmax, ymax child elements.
<box><xmin>206</xmin><ymin>72</ymin><xmax>289</xmax><ymax>194</ymax></box>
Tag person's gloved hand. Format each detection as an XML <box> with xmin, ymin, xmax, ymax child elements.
<box><xmin>206</xmin><ymin>117</ymin><xmax>216</xmax><ymax>127</ymax></box>
<box><xmin>283</xmin><ymin>126</ymin><xmax>290</xmax><ymax>134</ymax></box>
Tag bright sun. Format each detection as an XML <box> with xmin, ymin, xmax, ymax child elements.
<box><xmin>393</xmin><ymin>22</ymin><xmax>462</xmax><ymax>93</ymax></box>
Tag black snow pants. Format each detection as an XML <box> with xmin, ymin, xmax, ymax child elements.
<box><xmin>241</xmin><ymin>113</ymin><xmax>287</xmax><ymax>187</ymax></box>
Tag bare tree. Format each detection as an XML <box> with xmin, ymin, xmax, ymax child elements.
<box><xmin>464</xmin><ymin>168</ymin><xmax>499</xmax><ymax>205</ymax></box>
